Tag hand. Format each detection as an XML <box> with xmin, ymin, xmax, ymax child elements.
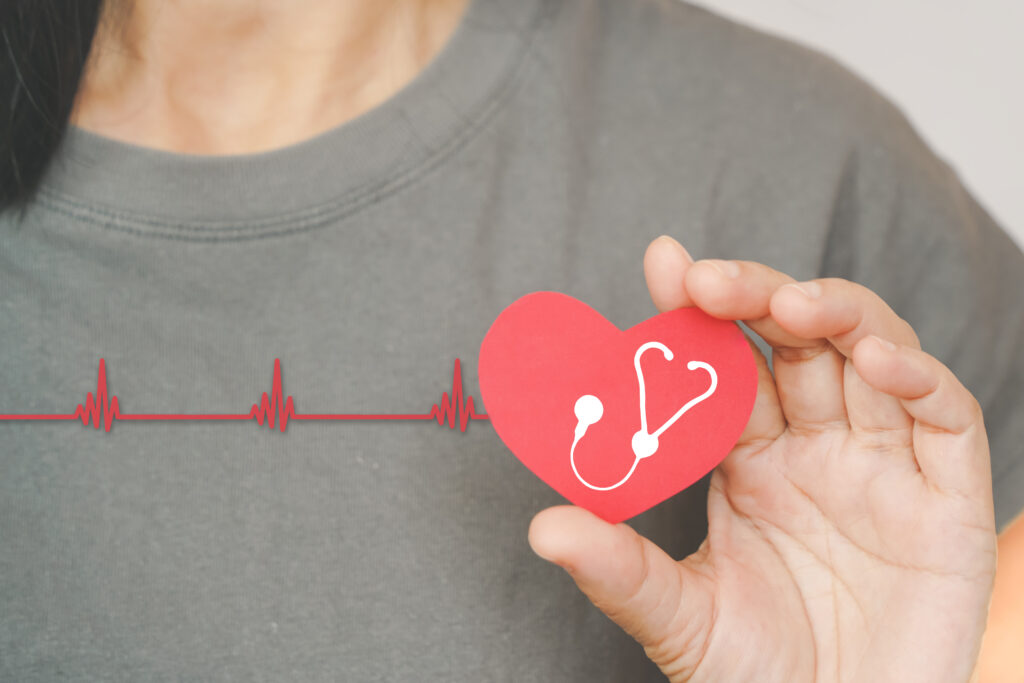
<box><xmin>528</xmin><ymin>237</ymin><xmax>998</xmax><ymax>682</ymax></box>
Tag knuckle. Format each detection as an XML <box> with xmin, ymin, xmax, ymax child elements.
<box><xmin>773</xmin><ymin>343</ymin><xmax>831</xmax><ymax>364</ymax></box>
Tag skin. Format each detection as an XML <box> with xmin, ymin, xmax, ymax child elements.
<box><xmin>71</xmin><ymin>0</ymin><xmax>470</xmax><ymax>154</ymax></box>
<box><xmin>70</xmin><ymin>3</ymin><xmax>1023</xmax><ymax>679</ymax></box>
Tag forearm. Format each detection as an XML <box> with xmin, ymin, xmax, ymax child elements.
<box><xmin>976</xmin><ymin>512</ymin><xmax>1024</xmax><ymax>681</ymax></box>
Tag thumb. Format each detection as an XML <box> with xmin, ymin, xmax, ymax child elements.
<box><xmin>528</xmin><ymin>506</ymin><xmax>715</xmax><ymax>679</ymax></box>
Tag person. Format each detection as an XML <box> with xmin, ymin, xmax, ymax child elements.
<box><xmin>1</xmin><ymin>0</ymin><xmax>1022</xmax><ymax>680</ymax></box>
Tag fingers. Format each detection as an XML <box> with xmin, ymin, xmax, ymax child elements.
<box><xmin>769</xmin><ymin>278</ymin><xmax>920</xmax><ymax>356</ymax></box>
<box><xmin>852</xmin><ymin>336</ymin><xmax>990</xmax><ymax>494</ymax></box>
<box><xmin>770</xmin><ymin>279</ymin><xmax>920</xmax><ymax>438</ymax></box>
<box><xmin>685</xmin><ymin>260</ymin><xmax>850</xmax><ymax>432</ymax></box>
<box><xmin>643</xmin><ymin>236</ymin><xmax>696</xmax><ymax>312</ymax></box>
<box><xmin>528</xmin><ymin>506</ymin><xmax>714</xmax><ymax>679</ymax></box>
<box><xmin>685</xmin><ymin>260</ymin><xmax>806</xmax><ymax>347</ymax></box>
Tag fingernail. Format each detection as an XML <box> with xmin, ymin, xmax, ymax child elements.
<box><xmin>657</xmin><ymin>235</ymin><xmax>693</xmax><ymax>264</ymax></box>
<box><xmin>869</xmin><ymin>334</ymin><xmax>898</xmax><ymax>351</ymax></box>
<box><xmin>785</xmin><ymin>280</ymin><xmax>822</xmax><ymax>298</ymax></box>
<box><xmin>703</xmin><ymin>259</ymin><xmax>740</xmax><ymax>278</ymax></box>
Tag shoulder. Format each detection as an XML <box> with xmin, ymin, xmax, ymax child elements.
<box><xmin>540</xmin><ymin>0</ymin><xmax>932</xmax><ymax>170</ymax></box>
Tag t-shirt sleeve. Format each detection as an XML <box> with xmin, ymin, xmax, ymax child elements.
<box><xmin>816</xmin><ymin>86</ymin><xmax>1024</xmax><ymax>533</ymax></box>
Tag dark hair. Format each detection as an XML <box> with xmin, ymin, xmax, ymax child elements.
<box><xmin>1</xmin><ymin>1</ymin><xmax>105</xmax><ymax>212</ymax></box>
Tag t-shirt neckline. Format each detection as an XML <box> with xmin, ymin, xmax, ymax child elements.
<box><xmin>36</xmin><ymin>0</ymin><xmax>545</xmax><ymax>238</ymax></box>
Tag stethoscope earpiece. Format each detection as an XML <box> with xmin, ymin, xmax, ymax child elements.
<box><xmin>570</xmin><ymin>341</ymin><xmax>717</xmax><ymax>491</ymax></box>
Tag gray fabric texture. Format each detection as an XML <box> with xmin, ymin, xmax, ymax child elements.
<box><xmin>2</xmin><ymin>0</ymin><xmax>1023</xmax><ymax>680</ymax></box>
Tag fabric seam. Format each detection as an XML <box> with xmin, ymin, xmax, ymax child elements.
<box><xmin>33</xmin><ymin>0</ymin><xmax>552</xmax><ymax>243</ymax></box>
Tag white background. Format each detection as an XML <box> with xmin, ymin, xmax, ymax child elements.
<box><xmin>689</xmin><ymin>0</ymin><xmax>1024</xmax><ymax>248</ymax></box>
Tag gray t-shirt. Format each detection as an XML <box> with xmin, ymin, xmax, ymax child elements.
<box><xmin>2</xmin><ymin>0</ymin><xmax>1023</xmax><ymax>680</ymax></box>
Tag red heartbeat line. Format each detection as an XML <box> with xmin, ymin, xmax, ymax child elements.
<box><xmin>0</xmin><ymin>358</ymin><xmax>489</xmax><ymax>433</ymax></box>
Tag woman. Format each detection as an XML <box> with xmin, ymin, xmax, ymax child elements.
<box><xmin>2</xmin><ymin>0</ymin><xmax>1022</xmax><ymax>680</ymax></box>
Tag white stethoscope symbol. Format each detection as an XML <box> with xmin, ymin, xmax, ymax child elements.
<box><xmin>570</xmin><ymin>341</ymin><xmax>718</xmax><ymax>491</ymax></box>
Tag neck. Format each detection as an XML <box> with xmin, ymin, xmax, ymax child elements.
<box><xmin>71</xmin><ymin>0</ymin><xmax>470</xmax><ymax>155</ymax></box>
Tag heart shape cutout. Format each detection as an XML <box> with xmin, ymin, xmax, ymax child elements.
<box><xmin>478</xmin><ymin>292</ymin><xmax>758</xmax><ymax>523</ymax></box>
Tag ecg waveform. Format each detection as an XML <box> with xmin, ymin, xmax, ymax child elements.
<box><xmin>0</xmin><ymin>358</ymin><xmax>488</xmax><ymax>433</ymax></box>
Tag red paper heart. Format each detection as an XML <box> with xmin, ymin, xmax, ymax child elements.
<box><xmin>478</xmin><ymin>292</ymin><xmax>758</xmax><ymax>523</ymax></box>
